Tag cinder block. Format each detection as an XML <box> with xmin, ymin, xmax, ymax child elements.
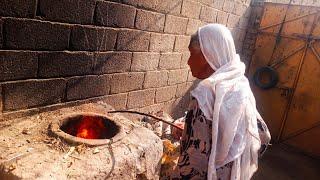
<box><xmin>198</xmin><ymin>0</ymin><xmax>214</xmax><ymax>6</ymax></box>
<box><xmin>0</xmin><ymin>0</ymin><xmax>37</xmax><ymax>17</ymax></box>
<box><xmin>122</xmin><ymin>0</ymin><xmax>182</xmax><ymax>15</ymax></box>
<box><xmin>136</xmin><ymin>102</ymin><xmax>166</xmax><ymax>115</ymax></box>
<box><xmin>245</xmin><ymin>0</ymin><xmax>252</xmax><ymax>6</ymax></box>
<box><xmin>213</xmin><ymin>0</ymin><xmax>224</xmax><ymax>10</ymax></box>
<box><xmin>171</xmin><ymin>95</ymin><xmax>191</xmax><ymax>117</ymax></box>
<box><xmin>239</xmin><ymin>17</ymin><xmax>249</xmax><ymax>29</ymax></box>
<box><xmin>164</xmin><ymin>15</ymin><xmax>188</xmax><ymax>34</ymax></box>
<box><xmin>149</xmin><ymin>33</ymin><xmax>175</xmax><ymax>52</ymax></box>
<box><xmin>227</xmin><ymin>14</ymin><xmax>240</xmax><ymax>28</ymax></box>
<box><xmin>168</xmin><ymin>69</ymin><xmax>188</xmax><ymax>85</ymax></box>
<box><xmin>3</xmin><ymin>79</ymin><xmax>66</xmax><ymax>111</ymax></box>
<box><xmin>187</xmin><ymin>81</ymin><xmax>197</xmax><ymax>90</ymax></box>
<box><xmin>122</xmin><ymin>0</ymin><xmax>156</xmax><ymax>9</ymax></box>
<box><xmin>187</xmin><ymin>69</ymin><xmax>196</xmax><ymax>82</ymax></box>
<box><xmin>174</xmin><ymin>35</ymin><xmax>191</xmax><ymax>52</ymax></box>
<box><xmin>176</xmin><ymin>83</ymin><xmax>188</xmax><ymax>98</ymax></box>
<box><xmin>144</xmin><ymin>71</ymin><xmax>168</xmax><ymax>88</ymax></box>
<box><xmin>110</xmin><ymin>72</ymin><xmax>144</xmax><ymax>93</ymax></box>
<box><xmin>186</xmin><ymin>18</ymin><xmax>202</xmax><ymax>35</ymax></box>
<box><xmin>223</xmin><ymin>0</ymin><xmax>235</xmax><ymax>12</ymax></box>
<box><xmin>101</xmin><ymin>93</ymin><xmax>128</xmax><ymax>110</ymax></box>
<box><xmin>38</xmin><ymin>0</ymin><xmax>96</xmax><ymax>24</ymax></box>
<box><xmin>117</xmin><ymin>29</ymin><xmax>150</xmax><ymax>51</ymax></box>
<box><xmin>66</xmin><ymin>75</ymin><xmax>111</xmax><ymax>101</ymax></box>
<box><xmin>155</xmin><ymin>85</ymin><xmax>177</xmax><ymax>103</ymax></box>
<box><xmin>181</xmin><ymin>52</ymin><xmax>190</xmax><ymax>68</ymax></box>
<box><xmin>38</xmin><ymin>51</ymin><xmax>94</xmax><ymax>78</ymax></box>
<box><xmin>94</xmin><ymin>52</ymin><xmax>132</xmax><ymax>74</ymax></box>
<box><xmin>131</xmin><ymin>52</ymin><xmax>160</xmax><ymax>71</ymax></box>
<box><xmin>217</xmin><ymin>11</ymin><xmax>228</xmax><ymax>25</ymax></box>
<box><xmin>70</xmin><ymin>25</ymin><xmax>117</xmax><ymax>51</ymax></box>
<box><xmin>0</xmin><ymin>51</ymin><xmax>37</xmax><ymax>81</ymax></box>
<box><xmin>4</xmin><ymin>18</ymin><xmax>71</xmax><ymax>50</ymax></box>
<box><xmin>156</xmin><ymin>0</ymin><xmax>182</xmax><ymax>15</ymax></box>
<box><xmin>127</xmin><ymin>89</ymin><xmax>156</xmax><ymax>108</ymax></box>
<box><xmin>200</xmin><ymin>6</ymin><xmax>218</xmax><ymax>23</ymax></box>
<box><xmin>238</xmin><ymin>29</ymin><xmax>247</xmax><ymax>42</ymax></box>
<box><xmin>243</xmin><ymin>42</ymin><xmax>250</xmax><ymax>49</ymax></box>
<box><xmin>181</xmin><ymin>0</ymin><xmax>201</xmax><ymax>19</ymax></box>
<box><xmin>243</xmin><ymin>6</ymin><xmax>252</xmax><ymax>18</ymax></box>
<box><xmin>135</xmin><ymin>9</ymin><xmax>165</xmax><ymax>32</ymax></box>
<box><xmin>95</xmin><ymin>1</ymin><xmax>136</xmax><ymax>28</ymax></box>
<box><xmin>234</xmin><ymin>39</ymin><xmax>243</xmax><ymax>53</ymax></box>
<box><xmin>231</xmin><ymin>28</ymin><xmax>239</xmax><ymax>40</ymax></box>
<box><xmin>159</xmin><ymin>53</ymin><xmax>182</xmax><ymax>70</ymax></box>
<box><xmin>161</xmin><ymin>98</ymin><xmax>176</xmax><ymax>117</ymax></box>
<box><xmin>234</xmin><ymin>2</ymin><xmax>248</xmax><ymax>16</ymax></box>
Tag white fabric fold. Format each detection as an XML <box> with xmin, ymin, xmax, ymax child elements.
<box><xmin>190</xmin><ymin>24</ymin><xmax>263</xmax><ymax>180</ymax></box>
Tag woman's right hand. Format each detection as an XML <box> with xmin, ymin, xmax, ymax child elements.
<box><xmin>172</xmin><ymin>122</ymin><xmax>184</xmax><ymax>140</ymax></box>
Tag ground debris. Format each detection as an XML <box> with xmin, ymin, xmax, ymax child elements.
<box><xmin>75</xmin><ymin>144</ymin><xmax>87</xmax><ymax>154</ymax></box>
<box><xmin>22</xmin><ymin>128</ymin><xmax>32</xmax><ymax>135</ymax></box>
<box><xmin>43</xmin><ymin>137</ymin><xmax>67</xmax><ymax>152</ymax></box>
<box><xmin>160</xmin><ymin>139</ymin><xmax>180</xmax><ymax>179</ymax></box>
<box><xmin>137</xmin><ymin>111</ymin><xmax>183</xmax><ymax>179</ymax></box>
<box><xmin>63</xmin><ymin>147</ymin><xmax>75</xmax><ymax>160</ymax></box>
<box><xmin>139</xmin><ymin>111</ymin><xmax>175</xmax><ymax>138</ymax></box>
<box><xmin>93</xmin><ymin>148</ymin><xmax>100</xmax><ymax>154</ymax></box>
<box><xmin>1</xmin><ymin>163</ymin><xmax>17</xmax><ymax>173</ymax></box>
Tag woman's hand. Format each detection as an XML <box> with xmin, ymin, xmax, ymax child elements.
<box><xmin>172</xmin><ymin>122</ymin><xmax>184</xmax><ymax>140</ymax></box>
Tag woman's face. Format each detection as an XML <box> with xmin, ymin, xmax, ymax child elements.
<box><xmin>188</xmin><ymin>45</ymin><xmax>215</xmax><ymax>79</ymax></box>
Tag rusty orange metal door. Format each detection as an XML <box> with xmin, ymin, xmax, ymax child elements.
<box><xmin>248</xmin><ymin>3</ymin><xmax>320</xmax><ymax>158</ymax></box>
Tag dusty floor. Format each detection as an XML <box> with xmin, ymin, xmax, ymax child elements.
<box><xmin>253</xmin><ymin>144</ymin><xmax>320</xmax><ymax>180</ymax></box>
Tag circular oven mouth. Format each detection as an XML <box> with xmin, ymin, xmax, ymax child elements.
<box><xmin>50</xmin><ymin>113</ymin><xmax>125</xmax><ymax>146</ymax></box>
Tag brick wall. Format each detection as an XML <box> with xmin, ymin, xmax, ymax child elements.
<box><xmin>0</xmin><ymin>0</ymin><xmax>253</xmax><ymax>120</ymax></box>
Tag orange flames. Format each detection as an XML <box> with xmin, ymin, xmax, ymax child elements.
<box><xmin>66</xmin><ymin>116</ymin><xmax>107</xmax><ymax>139</ymax></box>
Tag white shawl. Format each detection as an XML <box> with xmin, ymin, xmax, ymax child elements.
<box><xmin>190</xmin><ymin>24</ymin><xmax>262</xmax><ymax>180</ymax></box>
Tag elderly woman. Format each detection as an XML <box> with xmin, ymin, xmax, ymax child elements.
<box><xmin>170</xmin><ymin>24</ymin><xmax>271</xmax><ymax>180</ymax></box>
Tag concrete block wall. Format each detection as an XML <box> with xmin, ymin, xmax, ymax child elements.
<box><xmin>0</xmin><ymin>0</ymin><xmax>253</xmax><ymax>120</ymax></box>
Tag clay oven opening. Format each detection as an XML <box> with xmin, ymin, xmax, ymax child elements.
<box><xmin>50</xmin><ymin>113</ymin><xmax>124</xmax><ymax>146</ymax></box>
<box><xmin>60</xmin><ymin>115</ymin><xmax>119</xmax><ymax>139</ymax></box>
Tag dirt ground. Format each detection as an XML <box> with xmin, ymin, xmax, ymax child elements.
<box><xmin>253</xmin><ymin>144</ymin><xmax>320</xmax><ymax>180</ymax></box>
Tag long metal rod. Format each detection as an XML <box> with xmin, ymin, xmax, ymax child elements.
<box><xmin>258</xmin><ymin>31</ymin><xmax>305</xmax><ymax>40</ymax></box>
<box><xmin>260</xmin><ymin>10</ymin><xmax>319</xmax><ymax>30</ymax></box>
<box><xmin>277</xmin><ymin>13</ymin><xmax>319</xmax><ymax>142</ymax></box>
<box><xmin>276</xmin><ymin>44</ymin><xmax>308</xmax><ymax>142</ymax></box>
<box><xmin>267</xmin><ymin>1</ymin><xmax>293</xmax><ymax>66</ymax></box>
<box><xmin>280</xmin><ymin>121</ymin><xmax>320</xmax><ymax>143</ymax></box>
<box><xmin>108</xmin><ymin>110</ymin><xmax>183</xmax><ymax>131</ymax></box>
<box><xmin>246</xmin><ymin>3</ymin><xmax>270</xmax><ymax>73</ymax></box>
<box><xmin>310</xmin><ymin>45</ymin><xmax>320</xmax><ymax>64</ymax></box>
<box><xmin>270</xmin><ymin>44</ymin><xmax>306</xmax><ymax>68</ymax></box>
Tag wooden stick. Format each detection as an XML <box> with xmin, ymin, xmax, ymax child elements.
<box><xmin>108</xmin><ymin>110</ymin><xmax>183</xmax><ymax>131</ymax></box>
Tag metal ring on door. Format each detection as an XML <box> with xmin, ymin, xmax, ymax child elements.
<box><xmin>253</xmin><ymin>66</ymin><xmax>279</xmax><ymax>89</ymax></box>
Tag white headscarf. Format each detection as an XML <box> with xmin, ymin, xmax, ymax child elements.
<box><xmin>191</xmin><ymin>24</ymin><xmax>263</xmax><ymax>180</ymax></box>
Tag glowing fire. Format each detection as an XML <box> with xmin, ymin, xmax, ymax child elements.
<box><xmin>66</xmin><ymin>116</ymin><xmax>107</xmax><ymax>139</ymax></box>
